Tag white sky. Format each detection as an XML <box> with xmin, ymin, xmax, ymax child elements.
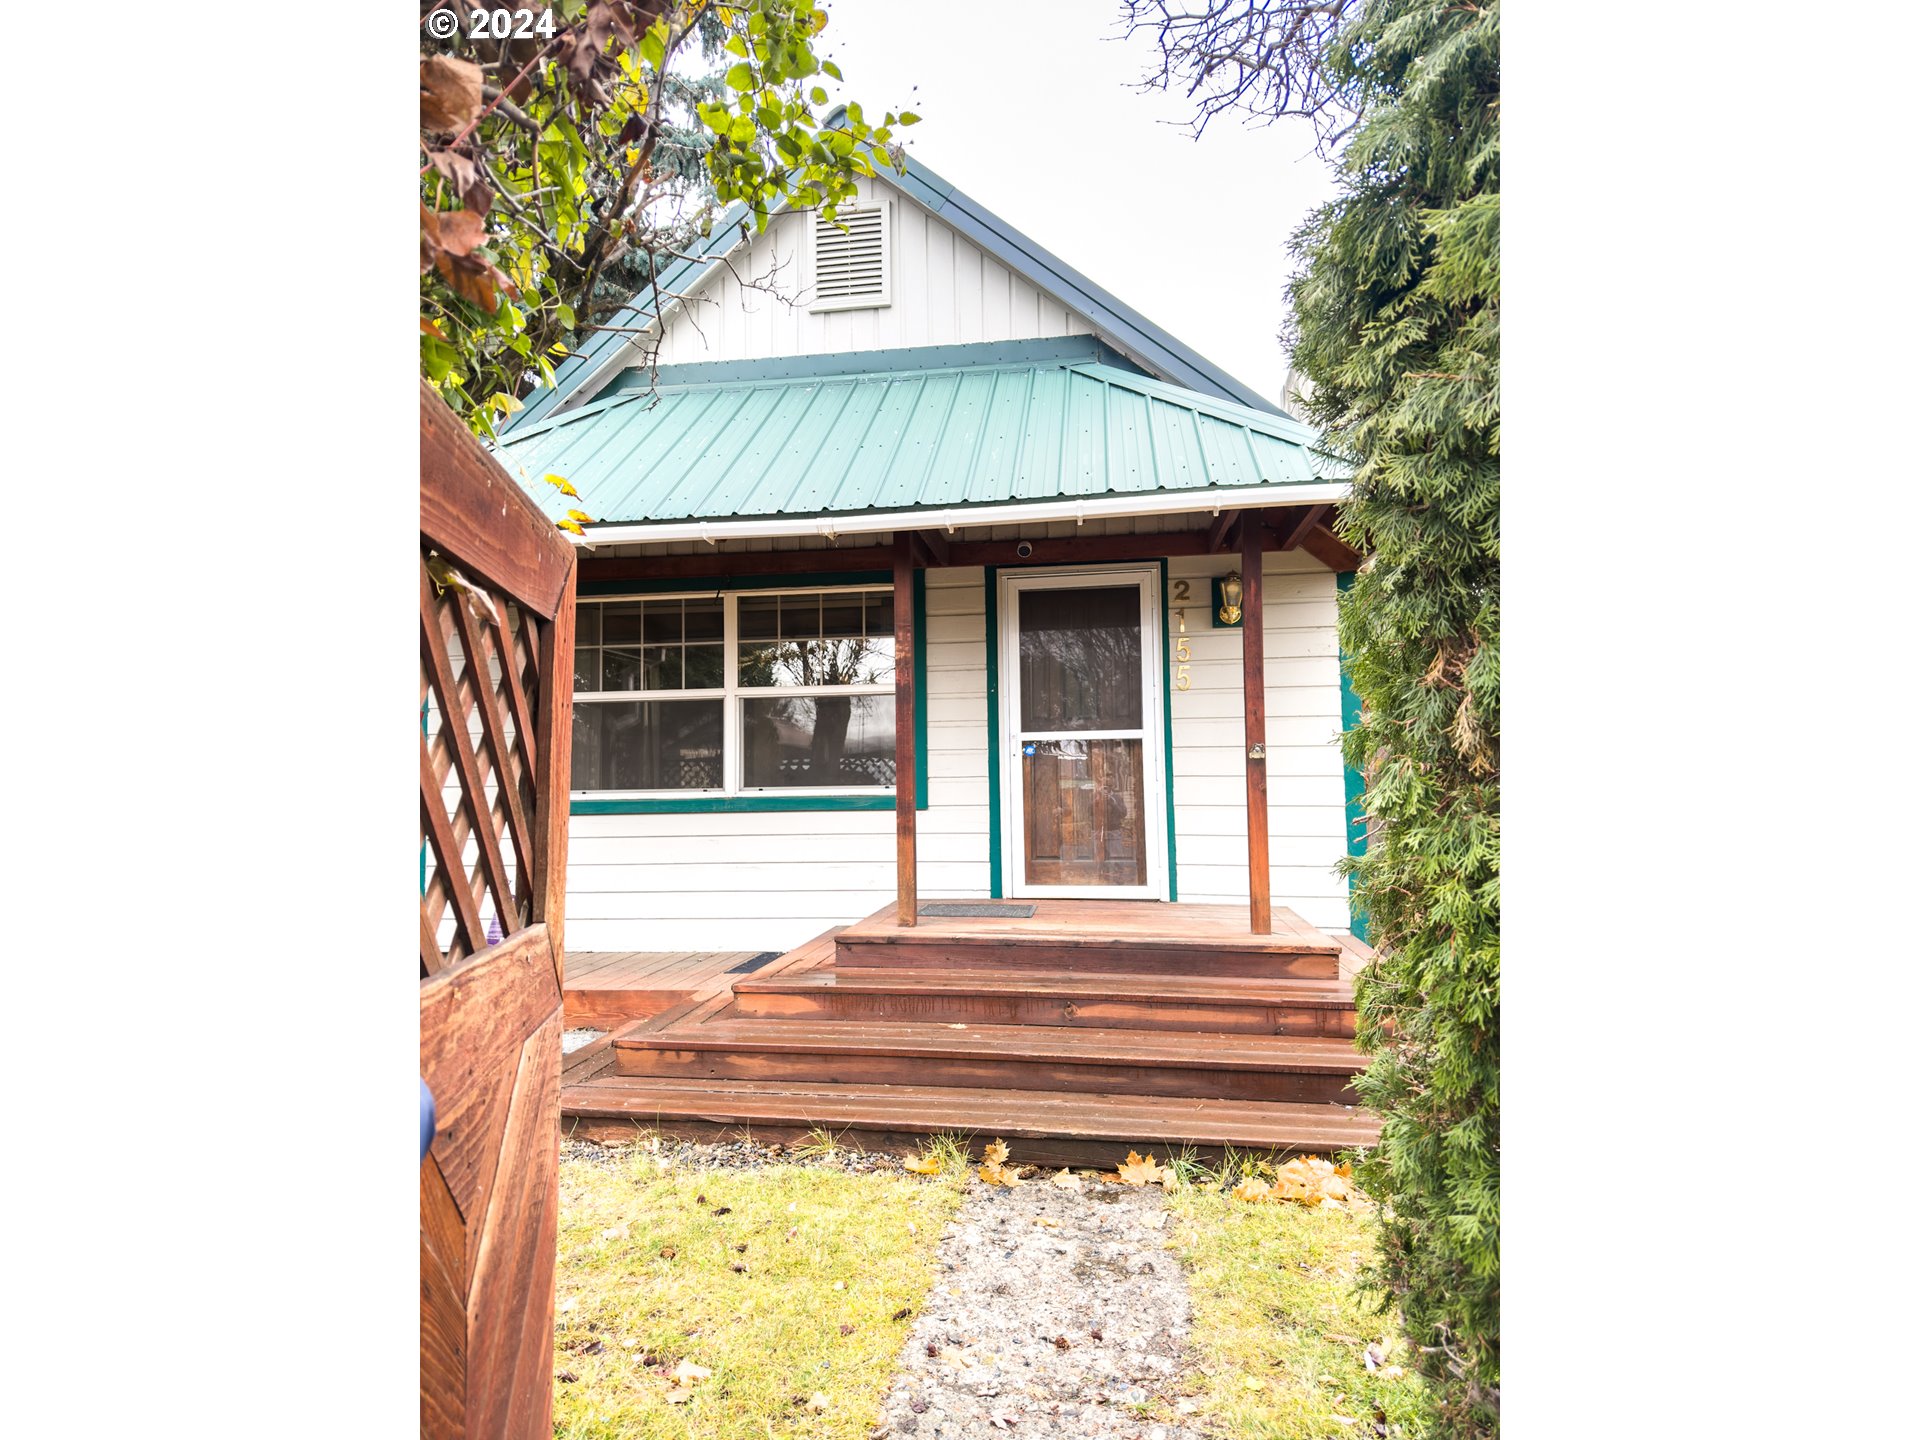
<box><xmin>816</xmin><ymin>0</ymin><xmax>1338</xmax><ymax>409</ymax></box>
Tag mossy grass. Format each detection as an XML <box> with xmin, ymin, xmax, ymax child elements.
<box><xmin>1165</xmin><ymin>1185</ymin><xmax>1434</xmax><ymax>1439</ymax></box>
<box><xmin>553</xmin><ymin>1146</ymin><xmax>963</xmax><ymax>1438</ymax></box>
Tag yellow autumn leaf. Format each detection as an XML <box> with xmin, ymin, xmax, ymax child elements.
<box><xmin>978</xmin><ymin>1160</ymin><xmax>1025</xmax><ymax>1188</ymax></box>
<box><xmin>903</xmin><ymin>1153</ymin><xmax>942</xmax><ymax>1176</ymax></box>
<box><xmin>555</xmin><ymin>518</ymin><xmax>585</xmax><ymax>536</ymax></box>
<box><xmin>543</xmin><ymin>473</ymin><xmax>581</xmax><ymax>497</ymax></box>
<box><xmin>983</xmin><ymin>1139</ymin><xmax>1010</xmax><ymax>1168</ymax></box>
<box><xmin>1230</xmin><ymin>1175</ymin><xmax>1273</xmax><ymax>1203</ymax></box>
<box><xmin>1115</xmin><ymin>1151</ymin><xmax>1166</xmax><ymax>1186</ymax></box>
<box><xmin>1050</xmin><ymin>1168</ymin><xmax>1082</xmax><ymax>1191</ymax></box>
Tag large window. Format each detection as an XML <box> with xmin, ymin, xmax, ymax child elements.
<box><xmin>572</xmin><ymin>585</ymin><xmax>897</xmax><ymax>798</ymax></box>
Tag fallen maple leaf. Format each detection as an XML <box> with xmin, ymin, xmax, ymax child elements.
<box><xmin>1230</xmin><ymin>1175</ymin><xmax>1273</xmax><ymax>1203</ymax></box>
<box><xmin>1115</xmin><ymin>1152</ymin><xmax>1166</xmax><ymax>1186</ymax></box>
<box><xmin>979</xmin><ymin>1160</ymin><xmax>1025</xmax><ymax>1187</ymax></box>
<box><xmin>1051</xmin><ymin>1168</ymin><xmax>1082</xmax><ymax>1191</ymax></box>
<box><xmin>983</xmin><ymin>1139</ymin><xmax>1011</xmax><ymax>1167</ymax></box>
<box><xmin>904</xmin><ymin>1153</ymin><xmax>942</xmax><ymax>1175</ymax></box>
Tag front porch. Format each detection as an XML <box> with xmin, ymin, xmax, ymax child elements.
<box><xmin>561</xmin><ymin>899</ymin><xmax>1379</xmax><ymax>1165</ymax></box>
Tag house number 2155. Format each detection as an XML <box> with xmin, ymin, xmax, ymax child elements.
<box><xmin>1171</xmin><ymin>585</ymin><xmax>1193</xmax><ymax>689</ymax></box>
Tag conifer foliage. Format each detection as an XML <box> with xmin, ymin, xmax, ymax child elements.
<box><xmin>1129</xmin><ymin>2</ymin><xmax>1501</xmax><ymax>1429</ymax></box>
<box><xmin>1286</xmin><ymin>3</ymin><xmax>1501</xmax><ymax>1430</ymax></box>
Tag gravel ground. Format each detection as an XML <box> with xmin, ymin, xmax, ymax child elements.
<box><xmin>560</xmin><ymin>1134</ymin><xmax>909</xmax><ymax>1176</ymax></box>
<box><xmin>875</xmin><ymin>1177</ymin><xmax>1209</xmax><ymax>1440</ymax></box>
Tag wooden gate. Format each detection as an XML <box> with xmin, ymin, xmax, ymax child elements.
<box><xmin>419</xmin><ymin>381</ymin><xmax>577</xmax><ymax>1439</ymax></box>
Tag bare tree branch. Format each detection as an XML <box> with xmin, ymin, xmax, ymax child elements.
<box><xmin>1119</xmin><ymin>0</ymin><xmax>1361</xmax><ymax>150</ymax></box>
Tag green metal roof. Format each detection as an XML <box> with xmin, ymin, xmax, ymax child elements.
<box><xmin>495</xmin><ymin>344</ymin><xmax>1333</xmax><ymax>528</ymax></box>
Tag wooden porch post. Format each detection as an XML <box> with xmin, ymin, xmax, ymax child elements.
<box><xmin>1240</xmin><ymin>521</ymin><xmax>1272</xmax><ymax>934</ymax></box>
<box><xmin>894</xmin><ymin>534</ymin><xmax>918</xmax><ymax>926</ymax></box>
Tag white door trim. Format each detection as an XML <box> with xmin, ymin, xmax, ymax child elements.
<box><xmin>996</xmin><ymin>564</ymin><xmax>1169</xmax><ymax>900</ymax></box>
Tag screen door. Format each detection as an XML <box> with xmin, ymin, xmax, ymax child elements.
<box><xmin>999</xmin><ymin>566</ymin><xmax>1166</xmax><ymax>898</ymax></box>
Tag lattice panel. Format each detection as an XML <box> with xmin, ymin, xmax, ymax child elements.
<box><xmin>420</xmin><ymin>549</ymin><xmax>544</xmax><ymax>976</ymax></box>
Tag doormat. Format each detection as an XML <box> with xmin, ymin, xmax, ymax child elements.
<box><xmin>918</xmin><ymin>902</ymin><xmax>1038</xmax><ymax>918</ymax></box>
<box><xmin>723</xmin><ymin>951</ymin><xmax>781</xmax><ymax>975</ymax></box>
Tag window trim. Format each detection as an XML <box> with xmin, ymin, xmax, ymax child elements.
<box><xmin>570</xmin><ymin>574</ymin><xmax>924</xmax><ymax>813</ymax></box>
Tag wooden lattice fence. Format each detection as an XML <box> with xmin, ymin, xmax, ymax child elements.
<box><xmin>419</xmin><ymin>381</ymin><xmax>577</xmax><ymax>1439</ymax></box>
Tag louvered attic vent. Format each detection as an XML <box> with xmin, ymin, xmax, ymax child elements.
<box><xmin>808</xmin><ymin>201</ymin><xmax>891</xmax><ymax>312</ymax></box>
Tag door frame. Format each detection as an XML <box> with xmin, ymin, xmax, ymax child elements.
<box><xmin>994</xmin><ymin>563</ymin><xmax>1171</xmax><ymax>900</ymax></box>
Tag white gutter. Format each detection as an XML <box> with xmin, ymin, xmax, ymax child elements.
<box><xmin>572</xmin><ymin>482</ymin><xmax>1350</xmax><ymax>549</ymax></box>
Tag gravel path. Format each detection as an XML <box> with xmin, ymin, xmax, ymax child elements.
<box><xmin>875</xmin><ymin>1176</ymin><xmax>1209</xmax><ymax>1440</ymax></box>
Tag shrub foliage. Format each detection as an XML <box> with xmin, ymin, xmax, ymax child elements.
<box><xmin>1285</xmin><ymin>3</ymin><xmax>1501</xmax><ymax>1431</ymax></box>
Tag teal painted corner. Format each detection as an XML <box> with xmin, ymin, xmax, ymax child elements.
<box><xmin>1336</xmin><ymin>570</ymin><xmax>1369</xmax><ymax>944</ymax></box>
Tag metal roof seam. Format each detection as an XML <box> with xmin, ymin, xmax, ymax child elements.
<box><xmin>809</xmin><ymin>373</ymin><xmax>895</xmax><ymax>516</ymax></box>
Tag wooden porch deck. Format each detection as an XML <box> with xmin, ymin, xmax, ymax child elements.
<box><xmin>561</xmin><ymin>900</ymin><xmax>1381</xmax><ymax>1163</ymax></box>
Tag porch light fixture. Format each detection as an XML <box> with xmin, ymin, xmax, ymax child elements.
<box><xmin>1217</xmin><ymin>570</ymin><xmax>1243</xmax><ymax>626</ymax></box>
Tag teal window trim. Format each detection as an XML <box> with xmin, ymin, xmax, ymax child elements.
<box><xmin>984</xmin><ymin>566</ymin><xmax>1002</xmax><ymax>898</ymax></box>
<box><xmin>1336</xmin><ymin>569</ymin><xmax>1368</xmax><ymax>943</ymax></box>
<box><xmin>569</xmin><ymin>568</ymin><xmax>927</xmax><ymax>815</ymax></box>
<box><xmin>572</xmin><ymin>794</ymin><xmax>897</xmax><ymax>815</ymax></box>
<box><xmin>1158</xmin><ymin>558</ymin><xmax>1179</xmax><ymax>902</ymax></box>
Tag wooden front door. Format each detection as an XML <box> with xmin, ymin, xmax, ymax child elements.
<box><xmin>420</xmin><ymin>383</ymin><xmax>578</xmax><ymax>1439</ymax></box>
<box><xmin>999</xmin><ymin>566</ymin><xmax>1167</xmax><ymax>898</ymax></box>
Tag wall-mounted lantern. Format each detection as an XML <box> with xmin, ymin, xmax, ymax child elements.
<box><xmin>1213</xmin><ymin>571</ymin><xmax>1244</xmax><ymax>628</ymax></box>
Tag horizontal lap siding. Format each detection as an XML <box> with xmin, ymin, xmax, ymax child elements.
<box><xmin>562</xmin><ymin>568</ymin><xmax>993</xmax><ymax>953</ymax></box>
<box><xmin>1168</xmin><ymin>552</ymin><xmax>1351</xmax><ymax>932</ymax></box>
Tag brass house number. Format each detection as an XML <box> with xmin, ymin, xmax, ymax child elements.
<box><xmin>1170</xmin><ymin>580</ymin><xmax>1192</xmax><ymax>689</ymax></box>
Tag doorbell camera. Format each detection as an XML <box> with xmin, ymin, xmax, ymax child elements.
<box><xmin>1016</xmin><ymin>541</ymin><xmax>1034</xmax><ymax>558</ymax></box>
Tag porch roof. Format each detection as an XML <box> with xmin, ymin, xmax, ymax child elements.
<box><xmin>493</xmin><ymin>341</ymin><xmax>1341</xmax><ymax>532</ymax></box>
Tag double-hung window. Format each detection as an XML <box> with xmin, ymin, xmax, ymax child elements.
<box><xmin>571</xmin><ymin>585</ymin><xmax>897</xmax><ymax>800</ymax></box>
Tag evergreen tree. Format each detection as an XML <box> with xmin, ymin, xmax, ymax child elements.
<box><xmin>1287</xmin><ymin>4</ymin><xmax>1501</xmax><ymax>1431</ymax></box>
<box><xmin>1127</xmin><ymin>2</ymin><xmax>1500</xmax><ymax>1430</ymax></box>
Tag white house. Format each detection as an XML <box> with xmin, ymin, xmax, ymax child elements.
<box><xmin>492</xmin><ymin>145</ymin><xmax>1363</xmax><ymax>958</ymax></box>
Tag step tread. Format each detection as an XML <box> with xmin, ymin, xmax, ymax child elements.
<box><xmin>618</xmin><ymin>1017</ymin><xmax>1365</xmax><ymax>1073</ymax></box>
<box><xmin>562</xmin><ymin>1074</ymin><xmax>1380</xmax><ymax>1148</ymax></box>
<box><xmin>735</xmin><ymin>967</ymin><xmax>1355</xmax><ymax>1006</ymax></box>
<box><xmin>838</xmin><ymin>900</ymin><xmax>1341</xmax><ymax>953</ymax></box>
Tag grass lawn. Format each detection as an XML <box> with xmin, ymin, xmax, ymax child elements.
<box><xmin>551</xmin><ymin>1140</ymin><xmax>963</xmax><ymax>1439</ymax></box>
<box><xmin>1166</xmin><ymin>1177</ymin><xmax>1433</xmax><ymax>1439</ymax></box>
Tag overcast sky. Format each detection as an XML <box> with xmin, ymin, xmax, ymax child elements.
<box><xmin>816</xmin><ymin>0</ymin><xmax>1338</xmax><ymax>409</ymax></box>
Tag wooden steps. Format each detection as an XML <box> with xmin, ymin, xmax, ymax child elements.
<box><xmin>561</xmin><ymin>1074</ymin><xmax>1380</xmax><ymax>1168</ymax></box>
<box><xmin>732</xmin><ymin>967</ymin><xmax>1357</xmax><ymax>1037</ymax></box>
<box><xmin>616</xmin><ymin>1018</ymin><xmax>1361</xmax><ymax>1104</ymax></box>
<box><xmin>559</xmin><ymin>903</ymin><xmax>1378</xmax><ymax>1159</ymax></box>
<box><xmin>834</xmin><ymin>900</ymin><xmax>1339</xmax><ymax>979</ymax></box>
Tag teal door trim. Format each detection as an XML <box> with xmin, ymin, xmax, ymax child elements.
<box><xmin>984</xmin><ymin>566</ymin><xmax>1003</xmax><ymax>898</ymax></box>
<box><xmin>1158</xmin><ymin>557</ymin><xmax>1179</xmax><ymax>902</ymax></box>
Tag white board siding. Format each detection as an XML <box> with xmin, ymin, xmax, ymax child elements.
<box><xmin>559</xmin><ymin>544</ymin><xmax>1353</xmax><ymax>951</ymax></box>
<box><xmin>639</xmin><ymin>176</ymin><xmax>1093</xmax><ymax>371</ymax></box>
<box><xmin>562</xmin><ymin>566</ymin><xmax>994</xmax><ymax>953</ymax></box>
<box><xmin>1167</xmin><ymin>551</ymin><xmax>1352</xmax><ymax>933</ymax></box>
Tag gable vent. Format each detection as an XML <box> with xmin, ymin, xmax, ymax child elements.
<box><xmin>808</xmin><ymin>201</ymin><xmax>891</xmax><ymax>312</ymax></box>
